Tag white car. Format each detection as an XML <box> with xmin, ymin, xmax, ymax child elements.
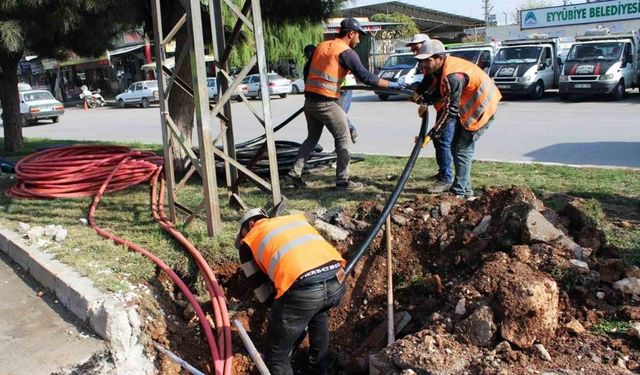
<box><xmin>207</xmin><ymin>77</ymin><xmax>218</xmax><ymax>101</ymax></box>
<box><xmin>19</xmin><ymin>90</ymin><xmax>64</xmax><ymax>125</ymax></box>
<box><xmin>292</xmin><ymin>78</ymin><xmax>304</xmax><ymax>94</ymax></box>
<box><xmin>207</xmin><ymin>77</ymin><xmax>248</xmax><ymax>102</ymax></box>
<box><xmin>116</xmin><ymin>80</ymin><xmax>159</xmax><ymax>108</ymax></box>
<box><xmin>241</xmin><ymin>73</ymin><xmax>292</xmax><ymax>99</ymax></box>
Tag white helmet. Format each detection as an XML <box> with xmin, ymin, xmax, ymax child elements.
<box><xmin>235</xmin><ymin>208</ymin><xmax>267</xmax><ymax>248</ymax></box>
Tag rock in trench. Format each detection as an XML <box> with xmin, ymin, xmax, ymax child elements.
<box><xmin>315</xmin><ymin>219</ymin><xmax>349</xmax><ymax>242</ymax></box>
<box><xmin>457</xmin><ymin>305</ymin><xmax>497</xmax><ymax>347</ymax></box>
<box><xmin>534</xmin><ymin>343</ymin><xmax>552</xmax><ymax>361</ymax></box>
<box><xmin>613</xmin><ymin>278</ymin><xmax>640</xmax><ymax>300</ymax></box>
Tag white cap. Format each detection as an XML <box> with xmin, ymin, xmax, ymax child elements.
<box><xmin>415</xmin><ymin>39</ymin><xmax>446</xmax><ymax>60</ymax></box>
<box><xmin>235</xmin><ymin>208</ymin><xmax>267</xmax><ymax>248</ymax></box>
<box><xmin>405</xmin><ymin>34</ymin><xmax>429</xmax><ymax>46</ymax></box>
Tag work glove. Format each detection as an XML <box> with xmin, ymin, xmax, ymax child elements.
<box><xmin>387</xmin><ymin>81</ymin><xmax>402</xmax><ymax>90</ymax></box>
<box><xmin>417</xmin><ymin>104</ymin><xmax>428</xmax><ymax>118</ymax></box>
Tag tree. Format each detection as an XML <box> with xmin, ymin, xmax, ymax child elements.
<box><xmin>512</xmin><ymin>0</ymin><xmax>554</xmax><ymax>24</ymax></box>
<box><xmin>0</xmin><ymin>0</ymin><xmax>145</xmax><ymax>152</ymax></box>
<box><xmin>370</xmin><ymin>12</ymin><xmax>419</xmax><ymax>39</ymax></box>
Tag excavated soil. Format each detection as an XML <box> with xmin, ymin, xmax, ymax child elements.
<box><xmin>143</xmin><ymin>187</ymin><xmax>640</xmax><ymax>374</ymax></box>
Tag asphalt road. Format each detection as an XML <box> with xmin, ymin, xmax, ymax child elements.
<box><xmin>11</xmin><ymin>91</ymin><xmax>640</xmax><ymax>168</ymax></box>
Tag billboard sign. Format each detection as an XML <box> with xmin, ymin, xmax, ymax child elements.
<box><xmin>521</xmin><ymin>0</ymin><xmax>640</xmax><ymax>30</ymax></box>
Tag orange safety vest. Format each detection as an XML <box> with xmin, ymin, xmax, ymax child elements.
<box><xmin>305</xmin><ymin>39</ymin><xmax>351</xmax><ymax>99</ymax></box>
<box><xmin>241</xmin><ymin>215</ymin><xmax>346</xmax><ymax>298</ymax></box>
<box><xmin>433</xmin><ymin>56</ymin><xmax>501</xmax><ymax>131</ymax></box>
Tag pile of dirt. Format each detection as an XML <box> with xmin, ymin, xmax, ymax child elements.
<box><xmin>144</xmin><ymin>186</ymin><xmax>640</xmax><ymax>374</ymax></box>
<box><xmin>328</xmin><ymin>187</ymin><xmax>639</xmax><ymax>374</ymax></box>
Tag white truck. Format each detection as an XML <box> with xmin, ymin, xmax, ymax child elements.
<box><xmin>490</xmin><ymin>35</ymin><xmax>564</xmax><ymax>99</ymax></box>
<box><xmin>559</xmin><ymin>29</ymin><xmax>638</xmax><ymax>101</ymax></box>
<box><xmin>375</xmin><ymin>48</ymin><xmax>420</xmax><ymax>101</ymax></box>
<box><xmin>445</xmin><ymin>42</ymin><xmax>501</xmax><ymax>73</ymax></box>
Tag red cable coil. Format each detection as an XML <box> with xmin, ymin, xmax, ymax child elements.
<box><xmin>6</xmin><ymin>145</ymin><xmax>232</xmax><ymax>375</ymax></box>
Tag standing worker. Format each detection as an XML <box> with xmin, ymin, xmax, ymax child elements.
<box><xmin>339</xmin><ymin>73</ymin><xmax>359</xmax><ymax>143</ymax></box>
<box><xmin>303</xmin><ymin>45</ymin><xmax>358</xmax><ymax>143</ymax></box>
<box><xmin>235</xmin><ymin>208</ymin><xmax>347</xmax><ymax>375</ymax></box>
<box><xmin>287</xmin><ymin>17</ymin><xmax>407</xmax><ymax>191</ymax></box>
<box><xmin>405</xmin><ymin>33</ymin><xmax>429</xmax><ymax>55</ymax></box>
<box><xmin>414</xmin><ymin>40</ymin><xmax>501</xmax><ymax>198</ymax></box>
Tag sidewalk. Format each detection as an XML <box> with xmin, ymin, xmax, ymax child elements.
<box><xmin>0</xmin><ymin>251</ymin><xmax>106</xmax><ymax>374</ymax></box>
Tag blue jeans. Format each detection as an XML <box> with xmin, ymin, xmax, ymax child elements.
<box><xmin>433</xmin><ymin>119</ymin><xmax>455</xmax><ymax>183</ymax></box>
<box><xmin>264</xmin><ymin>277</ymin><xmax>346</xmax><ymax>375</ymax></box>
<box><xmin>450</xmin><ymin>118</ymin><xmax>492</xmax><ymax>196</ymax></box>
<box><xmin>338</xmin><ymin>89</ymin><xmax>356</xmax><ymax>131</ymax></box>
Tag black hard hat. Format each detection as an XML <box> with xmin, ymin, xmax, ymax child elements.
<box><xmin>303</xmin><ymin>44</ymin><xmax>316</xmax><ymax>58</ymax></box>
<box><xmin>340</xmin><ymin>17</ymin><xmax>367</xmax><ymax>35</ymax></box>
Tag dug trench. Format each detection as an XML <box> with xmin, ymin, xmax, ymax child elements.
<box><xmin>142</xmin><ymin>187</ymin><xmax>640</xmax><ymax>374</ymax></box>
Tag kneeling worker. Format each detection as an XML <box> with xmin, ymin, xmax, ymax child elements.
<box><xmin>235</xmin><ymin>208</ymin><xmax>347</xmax><ymax>374</ymax></box>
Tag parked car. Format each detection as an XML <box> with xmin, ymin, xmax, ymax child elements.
<box><xmin>207</xmin><ymin>77</ymin><xmax>218</xmax><ymax>101</ymax></box>
<box><xmin>18</xmin><ymin>89</ymin><xmax>64</xmax><ymax>125</ymax></box>
<box><xmin>116</xmin><ymin>80</ymin><xmax>159</xmax><ymax>108</ymax></box>
<box><xmin>241</xmin><ymin>73</ymin><xmax>292</xmax><ymax>99</ymax></box>
<box><xmin>18</xmin><ymin>83</ymin><xmax>32</xmax><ymax>91</ymax></box>
<box><xmin>208</xmin><ymin>77</ymin><xmax>248</xmax><ymax>102</ymax></box>
<box><xmin>292</xmin><ymin>78</ymin><xmax>304</xmax><ymax>94</ymax></box>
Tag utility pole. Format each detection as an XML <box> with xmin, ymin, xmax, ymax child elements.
<box><xmin>482</xmin><ymin>0</ymin><xmax>493</xmax><ymax>27</ymax></box>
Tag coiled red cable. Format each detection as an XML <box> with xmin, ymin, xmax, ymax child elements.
<box><xmin>7</xmin><ymin>145</ymin><xmax>232</xmax><ymax>375</ymax></box>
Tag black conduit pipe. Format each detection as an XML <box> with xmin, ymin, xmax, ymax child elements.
<box><xmin>344</xmin><ymin>110</ymin><xmax>430</xmax><ymax>276</ymax></box>
<box><xmin>341</xmin><ymin>85</ymin><xmax>415</xmax><ymax>98</ymax></box>
<box><xmin>238</xmin><ymin>107</ymin><xmax>305</xmax><ymax>148</ymax></box>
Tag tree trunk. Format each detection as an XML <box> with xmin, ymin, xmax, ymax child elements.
<box><xmin>0</xmin><ymin>51</ymin><xmax>25</xmax><ymax>152</ymax></box>
<box><xmin>168</xmin><ymin>30</ymin><xmax>195</xmax><ymax>171</ymax></box>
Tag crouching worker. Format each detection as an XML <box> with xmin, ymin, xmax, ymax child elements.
<box><xmin>235</xmin><ymin>208</ymin><xmax>347</xmax><ymax>375</ymax></box>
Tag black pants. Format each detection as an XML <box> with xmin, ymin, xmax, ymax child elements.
<box><xmin>264</xmin><ymin>277</ymin><xmax>346</xmax><ymax>375</ymax></box>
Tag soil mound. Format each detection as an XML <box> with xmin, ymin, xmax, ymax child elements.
<box><xmin>147</xmin><ymin>187</ymin><xmax>639</xmax><ymax>374</ymax></box>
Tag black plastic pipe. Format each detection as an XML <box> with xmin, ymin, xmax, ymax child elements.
<box><xmin>344</xmin><ymin>111</ymin><xmax>430</xmax><ymax>276</ymax></box>
<box><xmin>341</xmin><ymin>85</ymin><xmax>415</xmax><ymax>97</ymax></box>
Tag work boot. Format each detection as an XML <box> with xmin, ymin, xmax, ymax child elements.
<box><xmin>285</xmin><ymin>171</ymin><xmax>307</xmax><ymax>188</ymax></box>
<box><xmin>427</xmin><ymin>180</ymin><xmax>452</xmax><ymax>194</ymax></box>
<box><xmin>426</xmin><ymin>172</ymin><xmax>440</xmax><ymax>181</ymax></box>
<box><xmin>455</xmin><ymin>194</ymin><xmax>478</xmax><ymax>202</ymax></box>
<box><xmin>350</xmin><ymin>127</ymin><xmax>359</xmax><ymax>143</ymax></box>
<box><xmin>336</xmin><ymin>180</ymin><xmax>363</xmax><ymax>191</ymax></box>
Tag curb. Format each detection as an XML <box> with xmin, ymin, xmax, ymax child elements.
<box><xmin>0</xmin><ymin>223</ymin><xmax>154</xmax><ymax>374</ymax></box>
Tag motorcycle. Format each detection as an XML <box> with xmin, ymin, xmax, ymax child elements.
<box><xmin>79</xmin><ymin>85</ymin><xmax>106</xmax><ymax>108</ymax></box>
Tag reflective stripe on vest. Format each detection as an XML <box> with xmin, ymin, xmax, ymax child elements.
<box><xmin>242</xmin><ymin>215</ymin><xmax>345</xmax><ymax>298</ymax></box>
<box><xmin>438</xmin><ymin>56</ymin><xmax>501</xmax><ymax>131</ymax></box>
<box><xmin>305</xmin><ymin>39</ymin><xmax>350</xmax><ymax>99</ymax></box>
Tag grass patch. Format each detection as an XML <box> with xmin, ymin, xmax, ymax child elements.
<box><xmin>1</xmin><ymin>138</ymin><xmax>639</xmax><ymax>293</ymax></box>
<box><xmin>592</xmin><ymin>319</ymin><xmax>633</xmax><ymax>335</ymax></box>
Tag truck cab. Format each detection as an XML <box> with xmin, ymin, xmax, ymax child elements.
<box><xmin>446</xmin><ymin>42</ymin><xmax>500</xmax><ymax>73</ymax></box>
<box><xmin>375</xmin><ymin>48</ymin><xmax>420</xmax><ymax>101</ymax></box>
<box><xmin>490</xmin><ymin>36</ymin><xmax>560</xmax><ymax>99</ymax></box>
<box><xmin>559</xmin><ymin>29</ymin><xmax>638</xmax><ymax>101</ymax></box>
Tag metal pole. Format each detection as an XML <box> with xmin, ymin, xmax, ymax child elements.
<box><xmin>187</xmin><ymin>0</ymin><xmax>221</xmax><ymax>235</ymax></box>
<box><xmin>153</xmin><ymin>342</ymin><xmax>205</xmax><ymax>375</ymax></box>
<box><xmin>234</xmin><ymin>319</ymin><xmax>271</xmax><ymax>375</ymax></box>
<box><xmin>385</xmin><ymin>215</ymin><xmax>395</xmax><ymax>346</ymax></box>
<box><xmin>209</xmin><ymin>0</ymin><xmax>238</xmax><ymax>190</ymax></box>
<box><xmin>151</xmin><ymin>0</ymin><xmax>177</xmax><ymax>223</ymax></box>
<box><xmin>250</xmin><ymin>0</ymin><xmax>282</xmax><ymax>205</ymax></box>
